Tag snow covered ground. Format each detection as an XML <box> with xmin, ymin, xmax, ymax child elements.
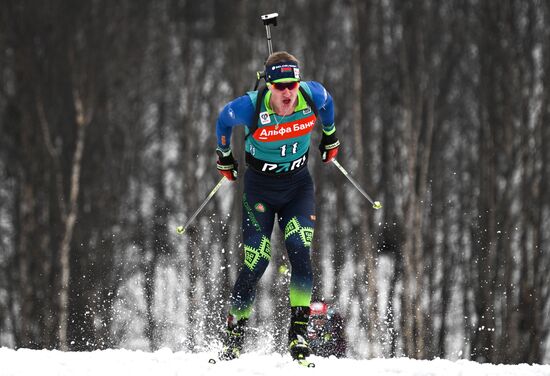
<box><xmin>1</xmin><ymin>348</ymin><xmax>549</xmax><ymax>376</ymax></box>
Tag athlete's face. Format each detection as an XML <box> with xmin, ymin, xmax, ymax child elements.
<box><xmin>269</xmin><ymin>81</ymin><xmax>300</xmax><ymax>116</ymax></box>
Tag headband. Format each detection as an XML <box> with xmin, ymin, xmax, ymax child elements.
<box><xmin>265</xmin><ymin>61</ymin><xmax>300</xmax><ymax>83</ymax></box>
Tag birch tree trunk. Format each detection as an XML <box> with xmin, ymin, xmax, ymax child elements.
<box><xmin>351</xmin><ymin>0</ymin><xmax>380</xmax><ymax>356</ymax></box>
<box><xmin>57</xmin><ymin>91</ymin><xmax>90</xmax><ymax>351</ymax></box>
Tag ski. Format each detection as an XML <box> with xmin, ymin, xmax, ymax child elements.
<box><xmin>208</xmin><ymin>355</ymin><xmax>315</xmax><ymax>368</ymax></box>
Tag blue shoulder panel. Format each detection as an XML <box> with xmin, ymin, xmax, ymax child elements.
<box><xmin>302</xmin><ymin>81</ymin><xmax>334</xmax><ymax>130</ymax></box>
<box><xmin>216</xmin><ymin>95</ymin><xmax>255</xmax><ymax>149</ymax></box>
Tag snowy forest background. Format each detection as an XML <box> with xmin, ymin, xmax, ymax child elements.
<box><xmin>1</xmin><ymin>0</ymin><xmax>549</xmax><ymax>365</ymax></box>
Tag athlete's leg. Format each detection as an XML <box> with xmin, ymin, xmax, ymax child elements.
<box><xmin>229</xmin><ymin>190</ymin><xmax>275</xmax><ymax>321</ymax></box>
<box><xmin>278</xmin><ymin>173</ymin><xmax>315</xmax><ymax>358</ymax></box>
<box><xmin>278</xmin><ymin>175</ymin><xmax>315</xmax><ymax>309</ymax></box>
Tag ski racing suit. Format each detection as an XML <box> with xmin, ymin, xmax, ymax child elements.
<box><xmin>216</xmin><ymin>81</ymin><xmax>336</xmax><ymax>321</ymax></box>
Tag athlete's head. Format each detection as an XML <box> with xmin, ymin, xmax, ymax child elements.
<box><xmin>265</xmin><ymin>51</ymin><xmax>301</xmax><ymax>116</ymax></box>
<box><xmin>265</xmin><ymin>51</ymin><xmax>301</xmax><ymax>83</ymax></box>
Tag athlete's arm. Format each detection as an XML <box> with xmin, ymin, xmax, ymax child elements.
<box><xmin>306</xmin><ymin>81</ymin><xmax>335</xmax><ymax>134</ymax></box>
<box><xmin>216</xmin><ymin>95</ymin><xmax>255</xmax><ymax>151</ymax></box>
<box><xmin>307</xmin><ymin>81</ymin><xmax>339</xmax><ymax>163</ymax></box>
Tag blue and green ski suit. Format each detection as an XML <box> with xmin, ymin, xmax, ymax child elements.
<box><xmin>216</xmin><ymin>81</ymin><xmax>335</xmax><ymax>320</ymax></box>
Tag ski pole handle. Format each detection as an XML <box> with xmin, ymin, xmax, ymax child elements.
<box><xmin>332</xmin><ymin>159</ymin><xmax>382</xmax><ymax>210</ymax></box>
<box><xmin>261</xmin><ymin>13</ymin><xmax>278</xmax><ymax>56</ymax></box>
<box><xmin>176</xmin><ymin>177</ymin><xmax>226</xmax><ymax>235</ymax></box>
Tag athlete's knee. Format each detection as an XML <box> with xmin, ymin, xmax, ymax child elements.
<box><xmin>243</xmin><ymin>234</ymin><xmax>271</xmax><ymax>272</ymax></box>
<box><xmin>285</xmin><ymin>236</ymin><xmax>308</xmax><ymax>256</ymax></box>
<box><xmin>284</xmin><ymin>216</ymin><xmax>314</xmax><ymax>252</ymax></box>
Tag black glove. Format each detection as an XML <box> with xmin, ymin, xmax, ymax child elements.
<box><xmin>319</xmin><ymin>131</ymin><xmax>340</xmax><ymax>163</ymax></box>
<box><xmin>216</xmin><ymin>148</ymin><xmax>238</xmax><ymax>181</ymax></box>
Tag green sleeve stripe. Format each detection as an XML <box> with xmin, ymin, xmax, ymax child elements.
<box><xmin>322</xmin><ymin>124</ymin><xmax>336</xmax><ymax>135</ymax></box>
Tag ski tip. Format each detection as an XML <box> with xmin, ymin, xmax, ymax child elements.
<box><xmin>373</xmin><ymin>200</ymin><xmax>382</xmax><ymax>210</ymax></box>
<box><xmin>176</xmin><ymin>226</ymin><xmax>185</xmax><ymax>234</ymax></box>
<box><xmin>295</xmin><ymin>354</ymin><xmax>315</xmax><ymax>368</ymax></box>
<box><xmin>297</xmin><ymin>359</ymin><xmax>315</xmax><ymax>368</ymax></box>
<box><xmin>208</xmin><ymin>358</ymin><xmax>217</xmax><ymax>364</ymax></box>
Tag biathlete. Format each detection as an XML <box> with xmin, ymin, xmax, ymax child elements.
<box><xmin>215</xmin><ymin>51</ymin><xmax>340</xmax><ymax>361</ymax></box>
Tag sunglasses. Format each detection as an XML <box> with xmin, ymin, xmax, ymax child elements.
<box><xmin>271</xmin><ymin>81</ymin><xmax>299</xmax><ymax>91</ymax></box>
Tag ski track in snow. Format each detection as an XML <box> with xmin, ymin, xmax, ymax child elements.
<box><xmin>1</xmin><ymin>348</ymin><xmax>549</xmax><ymax>376</ymax></box>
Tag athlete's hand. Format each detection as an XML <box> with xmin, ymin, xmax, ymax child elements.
<box><xmin>319</xmin><ymin>131</ymin><xmax>340</xmax><ymax>163</ymax></box>
<box><xmin>216</xmin><ymin>148</ymin><xmax>238</xmax><ymax>181</ymax></box>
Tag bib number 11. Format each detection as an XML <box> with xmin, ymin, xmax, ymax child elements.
<box><xmin>280</xmin><ymin>142</ymin><xmax>299</xmax><ymax>157</ymax></box>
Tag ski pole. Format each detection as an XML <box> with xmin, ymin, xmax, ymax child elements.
<box><xmin>332</xmin><ymin>159</ymin><xmax>382</xmax><ymax>210</ymax></box>
<box><xmin>176</xmin><ymin>177</ymin><xmax>226</xmax><ymax>235</ymax></box>
<box><xmin>254</xmin><ymin>13</ymin><xmax>279</xmax><ymax>90</ymax></box>
<box><xmin>261</xmin><ymin>13</ymin><xmax>278</xmax><ymax>56</ymax></box>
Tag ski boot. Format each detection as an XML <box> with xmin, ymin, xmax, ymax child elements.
<box><xmin>288</xmin><ymin>306</ymin><xmax>311</xmax><ymax>360</ymax></box>
<box><xmin>218</xmin><ymin>315</ymin><xmax>248</xmax><ymax>361</ymax></box>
